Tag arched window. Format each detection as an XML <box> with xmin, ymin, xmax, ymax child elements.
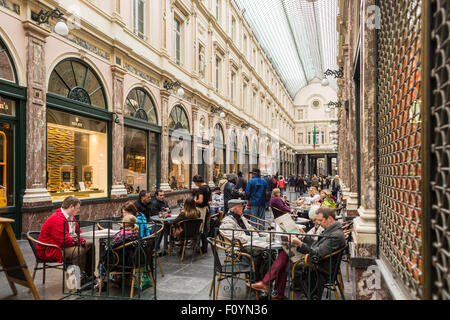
<box><xmin>168</xmin><ymin>105</ymin><xmax>190</xmax><ymax>132</ymax></box>
<box><xmin>168</xmin><ymin>105</ymin><xmax>191</xmax><ymax>190</ymax></box>
<box><xmin>0</xmin><ymin>38</ymin><xmax>17</xmax><ymax>211</ymax></box>
<box><xmin>0</xmin><ymin>39</ymin><xmax>16</xmax><ymax>83</ymax></box>
<box><xmin>230</xmin><ymin>130</ymin><xmax>238</xmax><ymax>174</ymax></box>
<box><xmin>125</xmin><ymin>87</ymin><xmax>158</xmax><ymax>124</ymax></box>
<box><xmin>48</xmin><ymin>59</ymin><xmax>107</xmax><ymax>108</ymax></box>
<box><xmin>243</xmin><ymin>137</ymin><xmax>250</xmax><ymax>181</ymax></box>
<box><xmin>46</xmin><ymin>59</ymin><xmax>108</xmax><ymax>201</ymax></box>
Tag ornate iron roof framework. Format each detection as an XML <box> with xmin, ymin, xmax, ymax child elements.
<box><xmin>234</xmin><ymin>0</ymin><xmax>339</xmax><ymax>98</ymax></box>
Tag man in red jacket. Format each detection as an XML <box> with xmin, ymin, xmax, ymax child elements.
<box><xmin>36</xmin><ymin>196</ymin><xmax>93</xmax><ymax>282</ymax></box>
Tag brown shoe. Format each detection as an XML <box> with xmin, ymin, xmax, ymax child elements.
<box><xmin>246</xmin><ymin>281</ymin><xmax>268</xmax><ymax>293</ymax></box>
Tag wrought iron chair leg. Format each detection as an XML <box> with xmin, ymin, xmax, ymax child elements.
<box><xmin>346</xmin><ymin>255</ymin><xmax>350</xmax><ymax>282</ymax></box>
<box><xmin>32</xmin><ymin>261</ymin><xmax>38</xmax><ymax>281</ymax></box>
<box><xmin>338</xmin><ymin>271</ymin><xmax>345</xmax><ymax>300</ymax></box>
<box><xmin>214</xmin><ymin>273</ymin><xmax>222</xmax><ymax>300</ymax></box>
<box><xmin>42</xmin><ymin>262</ymin><xmax>46</xmax><ymax>284</ymax></box>
<box><xmin>209</xmin><ymin>275</ymin><xmax>216</xmax><ymax>297</ymax></box>
<box><xmin>147</xmin><ymin>266</ymin><xmax>155</xmax><ymax>287</ymax></box>
<box><xmin>180</xmin><ymin>240</ymin><xmax>187</xmax><ymax>263</ymax></box>
<box><xmin>333</xmin><ymin>285</ymin><xmax>339</xmax><ymax>300</ymax></box>
<box><xmin>157</xmin><ymin>256</ymin><xmax>164</xmax><ymax>277</ymax></box>
<box><xmin>130</xmin><ymin>269</ymin><xmax>136</xmax><ymax>298</ymax></box>
<box><xmin>98</xmin><ymin>275</ymin><xmax>103</xmax><ymax>296</ymax></box>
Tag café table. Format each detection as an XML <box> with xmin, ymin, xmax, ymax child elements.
<box><xmin>149</xmin><ymin>214</ymin><xmax>179</xmax><ymax>253</ymax></box>
<box><xmin>82</xmin><ymin>229</ymin><xmax>118</xmax><ymax>278</ymax></box>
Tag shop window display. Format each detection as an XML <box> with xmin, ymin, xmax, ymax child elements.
<box><xmin>213</xmin><ymin>124</ymin><xmax>225</xmax><ymax>185</ymax></box>
<box><xmin>0</xmin><ymin>120</ymin><xmax>14</xmax><ymax>207</ymax></box>
<box><xmin>168</xmin><ymin>105</ymin><xmax>191</xmax><ymax>190</ymax></box>
<box><xmin>123</xmin><ymin>127</ymin><xmax>147</xmax><ymax>194</ymax></box>
<box><xmin>47</xmin><ymin>109</ymin><xmax>107</xmax><ymax>201</ymax></box>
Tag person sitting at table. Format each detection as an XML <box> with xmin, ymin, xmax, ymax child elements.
<box><xmin>249</xmin><ymin>207</ymin><xmax>343</xmax><ymax>300</ymax></box>
<box><xmin>307</xmin><ymin>206</ymin><xmax>324</xmax><ymax>240</ymax></box>
<box><xmin>122</xmin><ymin>201</ymin><xmax>151</xmax><ymax>238</ymax></box>
<box><xmin>36</xmin><ymin>196</ymin><xmax>93</xmax><ymax>285</ymax></box>
<box><xmin>210</xmin><ymin>187</ymin><xmax>224</xmax><ymax>215</ymax></box>
<box><xmin>219</xmin><ymin>199</ymin><xmax>271</xmax><ymax>282</ymax></box>
<box><xmin>269</xmin><ymin>188</ymin><xmax>292</xmax><ymax>219</ymax></box>
<box><xmin>111</xmin><ymin>214</ymin><xmax>140</xmax><ymax>247</ymax></box>
<box><xmin>171</xmin><ymin>197</ymin><xmax>201</xmax><ymax>241</ymax></box>
<box><xmin>296</xmin><ymin>187</ymin><xmax>320</xmax><ymax>206</ymax></box>
<box><xmin>319</xmin><ymin>190</ymin><xmax>336</xmax><ymax>209</ymax></box>
<box><xmin>150</xmin><ymin>190</ymin><xmax>171</xmax><ymax>216</ymax></box>
<box><xmin>150</xmin><ymin>190</ymin><xmax>171</xmax><ymax>255</ymax></box>
<box><xmin>134</xmin><ymin>190</ymin><xmax>152</xmax><ymax>220</ymax></box>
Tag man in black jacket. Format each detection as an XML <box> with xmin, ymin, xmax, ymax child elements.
<box><xmin>290</xmin><ymin>207</ymin><xmax>346</xmax><ymax>299</ymax></box>
<box><xmin>134</xmin><ymin>190</ymin><xmax>152</xmax><ymax>220</ymax></box>
<box><xmin>223</xmin><ymin>174</ymin><xmax>245</xmax><ymax>214</ymax></box>
<box><xmin>150</xmin><ymin>190</ymin><xmax>171</xmax><ymax>217</ymax></box>
<box><xmin>150</xmin><ymin>190</ymin><xmax>171</xmax><ymax>255</ymax></box>
<box><xmin>236</xmin><ymin>171</ymin><xmax>248</xmax><ymax>191</ymax></box>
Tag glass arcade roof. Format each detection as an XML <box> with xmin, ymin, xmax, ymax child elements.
<box><xmin>234</xmin><ymin>0</ymin><xmax>339</xmax><ymax>98</ymax></box>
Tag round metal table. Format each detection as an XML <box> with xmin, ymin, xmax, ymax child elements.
<box><xmin>149</xmin><ymin>214</ymin><xmax>180</xmax><ymax>253</ymax></box>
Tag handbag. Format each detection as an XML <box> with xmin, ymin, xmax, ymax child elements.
<box><xmin>133</xmin><ymin>267</ymin><xmax>152</xmax><ymax>290</ymax></box>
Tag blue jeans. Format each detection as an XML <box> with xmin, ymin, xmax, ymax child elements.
<box><xmin>250</xmin><ymin>206</ymin><xmax>266</xmax><ymax>230</ymax></box>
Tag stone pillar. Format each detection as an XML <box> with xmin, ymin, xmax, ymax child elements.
<box><xmin>353</xmin><ymin>0</ymin><xmax>377</xmax><ymax>244</ymax></box>
<box><xmin>22</xmin><ymin>22</ymin><xmax>52</xmax><ymax>207</ymax></box>
<box><xmin>324</xmin><ymin>154</ymin><xmax>329</xmax><ymax>176</ymax></box>
<box><xmin>305</xmin><ymin>154</ymin><xmax>310</xmax><ymax>175</ymax></box>
<box><xmin>110</xmin><ymin>66</ymin><xmax>128</xmax><ymax>198</ymax></box>
<box><xmin>191</xmin><ymin>107</ymin><xmax>198</xmax><ymax>189</ymax></box>
<box><xmin>225</xmin><ymin>121</ymin><xmax>231</xmax><ymax>174</ymax></box>
<box><xmin>207</xmin><ymin>115</ymin><xmax>215</xmax><ymax>188</ymax></box>
<box><xmin>160</xmin><ymin>91</ymin><xmax>171</xmax><ymax>191</ymax></box>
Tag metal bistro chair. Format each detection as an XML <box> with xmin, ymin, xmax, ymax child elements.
<box><xmin>243</xmin><ymin>213</ymin><xmax>269</xmax><ymax>231</ymax></box>
<box><xmin>207</xmin><ymin>237</ymin><xmax>259</xmax><ymax>300</ymax></box>
<box><xmin>98</xmin><ymin>235</ymin><xmax>157</xmax><ymax>298</ymax></box>
<box><xmin>290</xmin><ymin>247</ymin><xmax>346</xmax><ymax>300</ymax></box>
<box><xmin>149</xmin><ymin>222</ymin><xmax>165</xmax><ymax>277</ymax></box>
<box><xmin>169</xmin><ymin>218</ymin><xmax>203</xmax><ymax>263</ymax></box>
<box><xmin>26</xmin><ymin>231</ymin><xmax>64</xmax><ymax>284</ymax></box>
<box><xmin>341</xmin><ymin>220</ymin><xmax>353</xmax><ymax>282</ymax></box>
<box><xmin>96</xmin><ymin>217</ymin><xmax>122</xmax><ymax>231</ymax></box>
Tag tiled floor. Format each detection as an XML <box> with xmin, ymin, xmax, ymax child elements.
<box><xmin>0</xmin><ymin>191</ymin><xmax>354</xmax><ymax>300</ymax></box>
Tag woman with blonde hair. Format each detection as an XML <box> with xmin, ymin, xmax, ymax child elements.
<box><xmin>111</xmin><ymin>214</ymin><xmax>139</xmax><ymax>247</ymax></box>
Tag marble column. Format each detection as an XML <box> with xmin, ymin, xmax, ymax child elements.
<box><xmin>353</xmin><ymin>0</ymin><xmax>377</xmax><ymax>245</ymax></box>
<box><xmin>305</xmin><ymin>154</ymin><xmax>310</xmax><ymax>175</ymax></box>
<box><xmin>160</xmin><ymin>91</ymin><xmax>171</xmax><ymax>191</ymax></box>
<box><xmin>110</xmin><ymin>66</ymin><xmax>127</xmax><ymax>198</ymax></box>
<box><xmin>22</xmin><ymin>22</ymin><xmax>52</xmax><ymax>206</ymax></box>
<box><xmin>191</xmin><ymin>107</ymin><xmax>198</xmax><ymax>189</ymax></box>
<box><xmin>207</xmin><ymin>115</ymin><xmax>215</xmax><ymax>188</ymax></box>
<box><xmin>225</xmin><ymin>121</ymin><xmax>231</xmax><ymax>174</ymax></box>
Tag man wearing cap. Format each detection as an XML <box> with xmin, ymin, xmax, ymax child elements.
<box><xmin>245</xmin><ymin>168</ymin><xmax>269</xmax><ymax>228</ymax></box>
<box><xmin>220</xmin><ymin>198</ymin><xmax>271</xmax><ymax>282</ymax></box>
<box><xmin>219</xmin><ymin>199</ymin><xmax>256</xmax><ymax>246</ymax></box>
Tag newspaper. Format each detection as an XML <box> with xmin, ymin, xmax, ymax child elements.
<box><xmin>274</xmin><ymin>214</ymin><xmax>306</xmax><ymax>263</ymax></box>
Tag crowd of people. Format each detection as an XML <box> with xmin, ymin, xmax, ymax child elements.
<box><xmin>34</xmin><ymin>168</ymin><xmax>343</xmax><ymax>300</ymax></box>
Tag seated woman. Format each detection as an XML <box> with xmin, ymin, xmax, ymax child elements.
<box><xmin>319</xmin><ymin>190</ymin><xmax>336</xmax><ymax>209</ymax></box>
<box><xmin>121</xmin><ymin>201</ymin><xmax>151</xmax><ymax>238</ymax></box>
<box><xmin>269</xmin><ymin>188</ymin><xmax>291</xmax><ymax>219</ymax></box>
<box><xmin>296</xmin><ymin>187</ymin><xmax>321</xmax><ymax>207</ymax></box>
<box><xmin>247</xmin><ymin>206</ymin><xmax>324</xmax><ymax>300</ymax></box>
<box><xmin>171</xmin><ymin>197</ymin><xmax>201</xmax><ymax>240</ymax></box>
<box><xmin>111</xmin><ymin>214</ymin><xmax>140</xmax><ymax>247</ymax></box>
